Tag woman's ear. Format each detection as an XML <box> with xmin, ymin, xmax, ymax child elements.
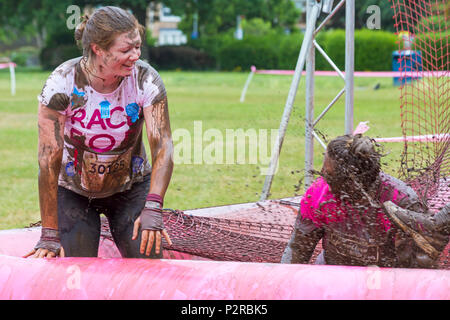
<box><xmin>90</xmin><ymin>43</ymin><xmax>103</xmax><ymax>57</ymax></box>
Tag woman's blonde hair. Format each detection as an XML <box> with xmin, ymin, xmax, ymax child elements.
<box><xmin>75</xmin><ymin>6</ymin><xmax>145</xmax><ymax>60</ymax></box>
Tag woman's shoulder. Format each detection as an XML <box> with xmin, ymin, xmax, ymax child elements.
<box><xmin>300</xmin><ymin>177</ymin><xmax>336</xmax><ymax>226</ymax></box>
<box><xmin>308</xmin><ymin>177</ymin><xmax>330</xmax><ymax>194</ymax></box>
<box><xmin>134</xmin><ymin>59</ymin><xmax>162</xmax><ymax>87</ymax></box>
<box><xmin>378</xmin><ymin>172</ymin><xmax>425</xmax><ymax>210</ymax></box>
<box><xmin>379</xmin><ymin>172</ymin><xmax>418</xmax><ymax>199</ymax></box>
<box><xmin>52</xmin><ymin>57</ymin><xmax>82</xmax><ymax>78</ymax></box>
<box><xmin>301</xmin><ymin>177</ymin><xmax>333</xmax><ymax>210</ymax></box>
<box><xmin>133</xmin><ymin>60</ymin><xmax>166</xmax><ymax>106</ymax></box>
<box><xmin>38</xmin><ymin>57</ymin><xmax>81</xmax><ymax>109</ymax></box>
<box><xmin>135</xmin><ymin>59</ymin><xmax>157</xmax><ymax>72</ymax></box>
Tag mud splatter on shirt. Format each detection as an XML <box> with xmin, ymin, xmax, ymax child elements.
<box><xmin>37</xmin><ymin>57</ymin><xmax>166</xmax><ymax>198</ymax></box>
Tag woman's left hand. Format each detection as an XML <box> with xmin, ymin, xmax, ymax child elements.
<box><xmin>132</xmin><ymin>209</ymin><xmax>172</xmax><ymax>256</ymax></box>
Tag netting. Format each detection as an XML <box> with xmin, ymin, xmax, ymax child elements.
<box><xmin>159</xmin><ymin>204</ymin><xmax>296</xmax><ymax>263</ymax></box>
<box><xmin>391</xmin><ymin>0</ymin><xmax>449</xmax><ymax>210</ymax></box>
<box><xmin>99</xmin><ymin>200</ymin><xmax>326</xmax><ymax>264</ymax></box>
<box><xmin>98</xmin><ymin>192</ymin><xmax>449</xmax><ymax>268</ymax></box>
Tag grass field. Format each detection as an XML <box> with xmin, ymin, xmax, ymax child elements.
<box><xmin>0</xmin><ymin>67</ymin><xmax>405</xmax><ymax>229</ymax></box>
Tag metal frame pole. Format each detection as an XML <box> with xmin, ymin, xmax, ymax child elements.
<box><xmin>345</xmin><ymin>0</ymin><xmax>354</xmax><ymax>134</ymax></box>
<box><xmin>260</xmin><ymin>0</ymin><xmax>321</xmax><ymax>200</ymax></box>
<box><xmin>259</xmin><ymin>0</ymin><xmax>355</xmax><ymax>199</ymax></box>
<box><xmin>304</xmin><ymin>0</ymin><xmax>316</xmax><ymax>188</ymax></box>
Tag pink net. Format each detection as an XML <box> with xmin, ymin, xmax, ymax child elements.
<box><xmin>391</xmin><ymin>0</ymin><xmax>449</xmax><ymax>210</ymax></box>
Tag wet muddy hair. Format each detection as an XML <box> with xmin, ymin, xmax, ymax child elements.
<box><xmin>74</xmin><ymin>6</ymin><xmax>145</xmax><ymax>60</ymax></box>
<box><xmin>325</xmin><ymin>134</ymin><xmax>382</xmax><ymax>199</ymax></box>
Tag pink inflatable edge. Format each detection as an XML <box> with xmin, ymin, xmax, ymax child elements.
<box><xmin>0</xmin><ymin>227</ymin><xmax>448</xmax><ymax>300</ymax></box>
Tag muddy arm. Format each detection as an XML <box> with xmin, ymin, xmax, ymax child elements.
<box><xmin>37</xmin><ymin>103</ymin><xmax>65</xmax><ymax>230</ymax></box>
<box><xmin>143</xmin><ymin>96</ymin><xmax>174</xmax><ymax>198</ymax></box>
<box><xmin>383</xmin><ymin>201</ymin><xmax>449</xmax><ymax>265</ymax></box>
<box><xmin>281</xmin><ymin>214</ymin><xmax>324</xmax><ymax>264</ymax></box>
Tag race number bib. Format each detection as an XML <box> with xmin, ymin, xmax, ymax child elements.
<box><xmin>81</xmin><ymin>149</ymin><xmax>132</xmax><ymax>193</ymax></box>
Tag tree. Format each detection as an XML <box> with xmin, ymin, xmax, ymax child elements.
<box><xmin>161</xmin><ymin>0</ymin><xmax>301</xmax><ymax>38</ymax></box>
<box><xmin>0</xmin><ymin>0</ymin><xmax>73</xmax><ymax>48</ymax></box>
<box><xmin>242</xmin><ymin>18</ymin><xmax>273</xmax><ymax>37</ymax></box>
<box><xmin>324</xmin><ymin>0</ymin><xmax>395</xmax><ymax>31</ymax></box>
<box><xmin>0</xmin><ymin>0</ymin><xmax>157</xmax><ymax>59</ymax></box>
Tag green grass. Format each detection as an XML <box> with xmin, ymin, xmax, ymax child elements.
<box><xmin>0</xmin><ymin>68</ymin><xmax>405</xmax><ymax>229</ymax></box>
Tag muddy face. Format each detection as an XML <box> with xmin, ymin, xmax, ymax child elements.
<box><xmin>95</xmin><ymin>29</ymin><xmax>142</xmax><ymax>78</ymax></box>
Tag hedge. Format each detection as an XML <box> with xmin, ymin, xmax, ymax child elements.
<box><xmin>148</xmin><ymin>45</ymin><xmax>214</xmax><ymax>70</ymax></box>
<box><xmin>354</xmin><ymin>29</ymin><xmax>397</xmax><ymax>71</ymax></box>
<box><xmin>218</xmin><ymin>35</ymin><xmax>280</xmax><ymax>71</ymax></box>
<box><xmin>216</xmin><ymin>29</ymin><xmax>397</xmax><ymax>71</ymax></box>
<box><xmin>156</xmin><ymin>29</ymin><xmax>399</xmax><ymax>71</ymax></box>
<box><xmin>414</xmin><ymin>31</ymin><xmax>449</xmax><ymax>71</ymax></box>
<box><xmin>39</xmin><ymin>28</ymin><xmax>448</xmax><ymax>72</ymax></box>
<box><xmin>40</xmin><ymin>44</ymin><xmax>82</xmax><ymax>70</ymax></box>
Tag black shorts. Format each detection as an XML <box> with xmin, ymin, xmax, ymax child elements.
<box><xmin>57</xmin><ymin>175</ymin><xmax>162</xmax><ymax>258</ymax></box>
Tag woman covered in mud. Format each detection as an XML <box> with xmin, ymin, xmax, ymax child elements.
<box><xmin>26</xmin><ymin>6</ymin><xmax>173</xmax><ymax>258</ymax></box>
<box><xmin>281</xmin><ymin>134</ymin><xmax>449</xmax><ymax>268</ymax></box>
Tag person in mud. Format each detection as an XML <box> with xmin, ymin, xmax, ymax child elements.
<box><xmin>281</xmin><ymin>134</ymin><xmax>449</xmax><ymax>268</ymax></box>
<box><xmin>25</xmin><ymin>6</ymin><xmax>173</xmax><ymax>259</ymax></box>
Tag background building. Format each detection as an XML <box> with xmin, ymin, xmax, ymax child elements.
<box><xmin>148</xmin><ymin>3</ymin><xmax>187</xmax><ymax>46</ymax></box>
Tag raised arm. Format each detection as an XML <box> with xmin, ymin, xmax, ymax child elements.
<box><xmin>25</xmin><ymin>103</ymin><xmax>65</xmax><ymax>258</ymax></box>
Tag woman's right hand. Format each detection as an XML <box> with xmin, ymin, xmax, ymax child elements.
<box><xmin>23</xmin><ymin>247</ymin><xmax>65</xmax><ymax>258</ymax></box>
<box><xmin>23</xmin><ymin>227</ymin><xmax>65</xmax><ymax>258</ymax></box>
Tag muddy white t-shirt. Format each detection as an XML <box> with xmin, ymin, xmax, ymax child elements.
<box><xmin>38</xmin><ymin>57</ymin><xmax>166</xmax><ymax>198</ymax></box>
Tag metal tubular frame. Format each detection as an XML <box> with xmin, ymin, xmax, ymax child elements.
<box><xmin>260</xmin><ymin>0</ymin><xmax>354</xmax><ymax>199</ymax></box>
<box><xmin>304</xmin><ymin>0</ymin><xmax>354</xmax><ymax>187</ymax></box>
<box><xmin>260</xmin><ymin>0</ymin><xmax>322</xmax><ymax>200</ymax></box>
